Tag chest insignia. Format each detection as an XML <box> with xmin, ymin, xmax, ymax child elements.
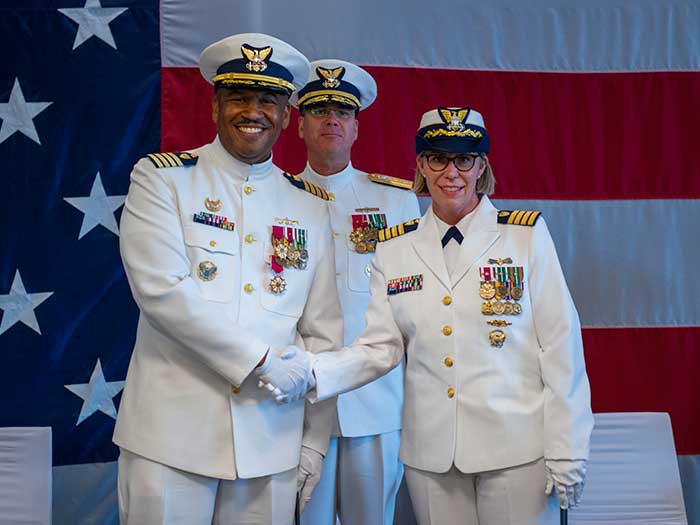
<box><xmin>193</xmin><ymin>211</ymin><xmax>235</xmax><ymax>231</ymax></box>
<box><xmin>269</xmin><ymin>225</ymin><xmax>308</xmax><ymax>294</ymax></box>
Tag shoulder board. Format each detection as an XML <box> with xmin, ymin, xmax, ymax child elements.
<box><xmin>378</xmin><ymin>219</ymin><xmax>420</xmax><ymax>242</ymax></box>
<box><xmin>497</xmin><ymin>210</ymin><xmax>542</xmax><ymax>226</ymax></box>
<box><xmin>283</xmin><ymin>172</ymin><xmax>334</xmax><ymax>200</ymax></box>
<box><xmin>145</xmin><ymin>151</ymin><xmax>199</xmax><ymax>168</ymax></box>
<box><xmin>367</xmin><ymin>173</ymin><xmax>413</xmax><ymax>190</ymax></box>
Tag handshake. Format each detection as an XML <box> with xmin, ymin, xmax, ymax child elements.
<box><xmin>254</xmin><ymin>346</ymin><xmax>315</xmax><ymax>403</ymax></box>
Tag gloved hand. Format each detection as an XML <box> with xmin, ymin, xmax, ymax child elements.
<box><xmin>255</xmin><ymin>346</ymin><xmax>313</xmax><ymax>403</ymax></box>
<box><xmin>297</xmin><ymin>446</ymin><xmax>324</xmax><ymax>513</ymax></box>
<box><xmin>545</xmin><ymin>459</ymin><xmax>587</xmax><ymax>509</ymax></box>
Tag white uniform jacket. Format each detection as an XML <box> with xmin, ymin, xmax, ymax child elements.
<box><xmin>313</xmin><ymin>196</ymin><xmax>593</xmax><ymax>474</ymax></box>
<box><xmin>303</xmin><ymin>163</ymin><xmax>420</xmax><ymax>437</ymax></box>
<box><xmin>114</xmin><ymin>137</ymin><xmax>343</xmax><ymax>480</ymax></box>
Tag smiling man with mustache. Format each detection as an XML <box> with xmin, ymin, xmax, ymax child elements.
<box><xmin>113</xmin><ymin>33</ymin><xmax>343</xmax><ymax>525</ymax></box>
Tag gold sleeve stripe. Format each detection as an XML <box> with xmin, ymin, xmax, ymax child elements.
<box><xmin>155</xmin><ymin>152</ymin><xmax>174</xmax><ymax>167</ymax></box>
<box><xmin>528</xmin><ymin>211</ymin><xmax>541</xmax><ymax>225</ymax></box>
<box><xmin>379</xmin><ymin>229</ymin><xmax>387</xmax><ymax>242</ymax></box>
<box><xmin>147</xmin><ymin>153</ymin><xmax>165</xmax><ymax>168</ymax></box>
<box><xmin>509</xmin><ymin>210</ymin><xmax>525</xmax><ymax>225</ymax></box>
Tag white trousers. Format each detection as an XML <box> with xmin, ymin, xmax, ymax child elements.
<box><xmin>301</xmin><ymin>431</ymin><xmax>403</xmax><ymax>525</ymax></box>
<box><xmin>404</xmin><ymin>458</ymin><xmax>558</xmax><ymax>525</ymax></box>
<box><xmin>118</xmin><ymin>448</ymin><xmax>297</xmax><ymax>525</ymax></box>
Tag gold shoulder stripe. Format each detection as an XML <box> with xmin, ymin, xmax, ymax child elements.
<box><xmin>145</xmin><ymin>151</ymin><xmax>198</xmax><ymax>168</ymax></box>
<box><xmin>378</xmin><ymin>219</ymin><xmax>420</xmax><ymax>242</ymax></box>
<box><xmin>497</xmin><ymin>210</ymin><xmax>542</xmax><ymax>226</ymax></box>
<box><xmin>367</xmin><ymin>173</ymin><xmax>413</xmax><ymax>190</ymax></box>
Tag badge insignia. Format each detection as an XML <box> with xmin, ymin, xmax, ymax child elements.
<box><xmin>438</xmin><ymin>107</ymin><xmax>469</xmax><ymax>132</ymax></box>
<box><xmin>241</xmin><ymin>43</ymin><xmax>272</xmax><ymax>72</ymax></box>
<box><xmin>269</xmin><ymin>275</ymin><xmax>287</xmax><ymax>294</ymax></box>
<box><xmin>205</xmin><ymin>197</ymin><xmax>222</xmax><ymax>212</ymax></box>
<box><xmin>197</xmin><ymin>261</ymin><xmax>217</xmax><ymax>281</ymax></box>
<box><xmin>488</xmin><ymin>257</ymin><xmax>513</xmax><ymax>266</ymax></box>
<box><xmin>487</xmin><ymin>320</ymin><xmax>512</xmax><ymax>327</ymax></box>
<box><xmin>489</xmin><ymin>329</ymin><xmax>506</xmax><ymax>348</ymax></box>
<box><xmin>317</xmin><ymin>66</ymin><xmax>345</xmax><ymax>89</ymax></box>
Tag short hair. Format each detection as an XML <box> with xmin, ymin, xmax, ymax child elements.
<box><xmin>412</xmin><ymin>155</ymin><xmax>495</xmax><ymax>196</ymax></box>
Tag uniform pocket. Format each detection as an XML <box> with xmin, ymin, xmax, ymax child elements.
<box><xmin>183</xmin><ymin>225</ymin><xmax>238</xmax><ymax>303</ymax></box>
<box><xmin>347</xmin><ymin>246</ymin><xmax>373</xmax><ymax>293</ymax></box>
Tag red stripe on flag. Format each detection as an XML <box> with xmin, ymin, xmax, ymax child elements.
<box><xmin>163</xmin><ymin>67</ymin><xmax>700</xmax><ymax>199</ymax></box>
<box><xmin>584</xmin><ymin>326</ymin><xmax>700</xmax><ymax>455</ymax></box>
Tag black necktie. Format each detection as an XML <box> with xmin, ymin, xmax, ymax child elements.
<box><xmin>441</xmin><ymin>226</ymin><xmax>463</xmax><ymax>247</ymax></box>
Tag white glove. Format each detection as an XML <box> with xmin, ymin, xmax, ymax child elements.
<box><xmin>297</xmin><ymin>446</ymin><xmax>324</xmax><ymax>513</ymax></box>
<box><xmin>545</xmin><ymin>459</ymin><xmax>587</xmax><ymax>509</ymax></box>
<box><xmin>255</xmin><ymin>346</ymin><xmax>313</xmax><ymax>403</ymax></box>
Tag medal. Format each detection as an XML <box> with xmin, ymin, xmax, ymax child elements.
<box><xmin>481</xmin><ymin>301</ymin><xmax>494</xmax><ymax>315</ymax></box>
<box><xmin>492</xmin><ymin>301</ymin><xmax>506</xmax><ymax>315</ymax></box>
<box><xmin>350</xmin><ymin>213</ymin><xmax>386</xmax><ymax>253</ymax></box>
<box><xmin>479</xmin><ymin>282</ymin><xmax>496</xmax><ymax>300</ymax></box>
<box><xmin>513</xmin><ymin>302</ymin><xmax>522</xmax><ymax>315</ymax></box>
<box><xmin>511</xmin><ymin>285</ymin><xmax>523</xmax><ymax>300</ymax></box>
<box><xmin>489</xmin><ymin>329</ymin><xmax>506</xmax><ymax>348</ymax></box>
<box><xmin>269</xmin><ymin>275</ymin><xmax>287</xmax><ymax>294</ymax></box>
<box><xmin>503</xmin><ymin>301</ymin><xmax>514</xmax><ymax>315</ymax></box>
<box><xmin>495</xmin><ymin>282</ymin><xmax>509</xmax><ymax>300</ymax></box>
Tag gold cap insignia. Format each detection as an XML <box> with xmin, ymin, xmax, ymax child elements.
<box><xmin>241</xmin><ymin>44</ymin><xmax>272</xmax><ymax>73</ymax></box>
<box><xmin>317</xmin><ymin>66</ymin><xmax>345</xmax><ymax>89</ymax></box>
<box><xmin>439</xmin><ymin>108</ymin><xmax>470</xmax><ymax>132</ymax></box>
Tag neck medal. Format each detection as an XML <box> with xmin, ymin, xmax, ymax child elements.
<box><xmin>349</xmin><ymin>211</ymin><xmax>387</xmax><ymax>253</ymax></box>
<box><xmin>270</xmin><ymin>225</ymin><xmax>308</xmax><ymax>294</ymax></box>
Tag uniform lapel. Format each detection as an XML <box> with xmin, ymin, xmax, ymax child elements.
<box><xmin>450</xmin><ymin>196</ymin><xmax>500</xmax><ymax>287</ymax></box>
<box><xmin>411</xmin><ymin>208</ymin><xmax>452</xmax><ymax>291</ymax></box>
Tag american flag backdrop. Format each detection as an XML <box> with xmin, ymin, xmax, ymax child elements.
<box><xmin>1</xmin><ymin>1</ymin><xmax>699</xmax><ymax>523</ymax></box>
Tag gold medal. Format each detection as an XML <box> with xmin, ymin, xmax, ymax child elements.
<box><xmin>269</xmin><ymin>275</ymin><xmax>287</xmax><ymax>294</ymax></box>
<box><xmin>495</xmin><ymin>282</ymin><xmax>508</xmax><ymax>300</ymax></box>
<box><xmin>489</xmin><ymin>329</ymin><xmax>506</xmax><ymax>348</ymax></box>
<box><xmin>503</xmin><ymin>301</ymin><xmax>514</xmax><ymax>315</ymax></box>
<box><xmin>479</xmin><ymin>282</ymin><xmax>496</xmax><ymax>300</ymax></box>
<box><xmin>487</xmin><ymin>319</ymin><xmax>512</xmax><ymax>327</ymax></box>
<box><xmin>513</xmin><ymin>302</ymin><xmax>522</xmax><ymax>315</ymax></box>
<box><xmin>481</xmin><ymin>301</ymin><xmax>494</xmax><ymax>315</ymax></box>
<box><xmin>511</xmin><ymin>286</ymin><xmax>523</xmax><ymax>301</ymax></box>
<box><xmin>492</xmin><ymin>301</ymin><xmax>506</xmax><ymax>315</ymax></box>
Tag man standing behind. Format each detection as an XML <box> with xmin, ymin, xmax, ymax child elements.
<box><xmin>114</xmin><ymin>34</ymin><xmax>341</xmax><ymax>524</ymax></box>
<box><xmin>293</xmin><ymin>60</ymin><xmax>420</xmax><ymax>525</ymax></box>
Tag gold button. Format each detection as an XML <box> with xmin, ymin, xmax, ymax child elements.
<box><xmin>244</xmin><ymin>283</ymin><xmax>254</xmax><ymax>293</ymax></box>
<box><xmin>442</xmin><ymin>325</ymin><xmax>452</xmax><ymax>336</ymax></box>
<box><xmin>243</xmin><ymin>185</ymin><xmax>253</xmax><ymax>195</ymax></box>
<box><xmin>332</xmin><ymin>231</ymin><xmax>339</xmax><ymax>237</ymax></box>
<box><xmin>444</xmin><ymin>357</ymin><xmax>454</xmax><ymax>367</ymax></box>
<box><xmin>209</xmin><ymin>240</ymin><xmax>217</xmax><ymax>247</ymax></box>
<box><xmin>442</xmin><ymin>295</ymin><xmax>452</xmax><ymax>305</ymax></box>
<box><xmin>447</xmin><ymin>387</ymin><xmax>455</xmax><ymax>398</ymax></box>
<box><xmin>245</xmin><ymin>234</ymin><xmax>255</xmax><ymax>243</ymax></box>
<box><xmin>328</xmin><ymin>192</ymin><xmax>335</xmax><ymax>201</ymax></box>
<box><xmin>231</xmin><ymin>386</ymin><xmax>241</xmax><ymax>394</ymax></box>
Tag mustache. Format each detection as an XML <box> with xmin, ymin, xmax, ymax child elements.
<box><xmin>233</xmin><ymin>117</ymin><xmax>268</xmax><ymax>127</ymax></box>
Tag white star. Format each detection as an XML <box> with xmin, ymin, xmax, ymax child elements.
<box><xmin>64</xmin><ymin>172</ymin><xmax>126</xmax><ymax>239</ymax></box>
<box><xmin>65</xmin><ymin>359</ymin><xmax>125</xmax><ymax>425</ymax></box>
<box><xmin>59</xmin><ymin>0</ymin><xmax>128</xmax><ymax>50</ymax></box>
<box><xmin>0</xmin><ymin>78</ymin><xmax>52</xmax><ymax>145</ymax></box>
<box><xmin>0</xmin><ymin>270</ymin><xmax>54</xmax><ymax>336</ymax></box>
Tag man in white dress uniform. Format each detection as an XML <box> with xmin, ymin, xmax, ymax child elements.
<box><xmin>291</xmin><ymin>59</ymin><xmax>420</xmax><ymax>525</ymax></box>
<box><xmin>113</xmin><ymin>33</ymin><xmax>342</xmax><ymax>525</ymax></box>
<box><xmin>264</xmin><ymin>105</ymin><xmax>594</xmax><ymax>524</ymax></box>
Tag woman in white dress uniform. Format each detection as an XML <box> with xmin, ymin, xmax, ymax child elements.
<box><xmin>265</xmin><ymin>105</ymin><xmax>594</xmax><ymax>524</ymax></box>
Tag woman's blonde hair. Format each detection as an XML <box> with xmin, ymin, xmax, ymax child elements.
<box><xmin>412</xmin><ymin>154</ymin><xmax>496</xmax><ymax>196</ymax></box>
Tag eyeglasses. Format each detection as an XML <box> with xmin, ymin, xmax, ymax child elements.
<box><xmin>424</xmin><ymin>153</ymin><xmax>480</xmax><ymax>172</ymax></box>
<box><xmin>307</xmin><ymin>106</ymin><xmax>355</xmax><ymax>120</ymax></box>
